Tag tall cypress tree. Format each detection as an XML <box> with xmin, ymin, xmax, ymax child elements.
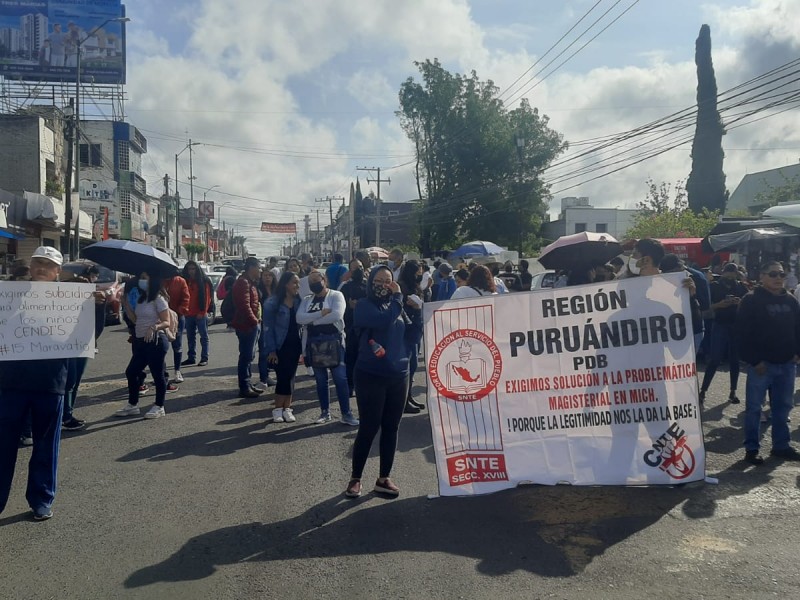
<box><xmin>687</xmin><ymin>24</ymin><xmax>728</xmax><ymax>213</ymax></box>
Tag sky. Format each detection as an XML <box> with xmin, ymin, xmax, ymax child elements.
<box><xmin>113</xmin><ymin>0</ymin><xmax>800</xmax><ymax>257</ymax></box>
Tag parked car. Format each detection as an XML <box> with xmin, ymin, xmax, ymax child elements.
<box><xmin>206</xmin><ymin>273</ymin><xmax>224</xmax><ymax>325</ymax></box>
<box><xmin>61</xmin><ymin>259</ymin><xmax>125</xmax><ymax>325</ymax></box>
<box><xmin>530</xmin><ymin>270</ymin><xmax>558</xmax><ymax>291</ymax></box>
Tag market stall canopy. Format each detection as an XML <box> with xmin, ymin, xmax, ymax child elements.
<box><xmin>706</xmin><ymin>223</ymin><xmax>800</xmax><ymax>251</ymax></box>
<box><xmin>763</xmin><ymin>204</ymin><xmax>800</xmax><ymax>228</ymax></box>
<box><xmin>538</xmin><ymin>231</ymin><xmax>622</xmax><ymax>271</ymax></box>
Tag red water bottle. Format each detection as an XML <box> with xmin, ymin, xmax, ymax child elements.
<box><xmin>368</xmin><ymin>339</ymin><xmax>386</xmax><ymax>358</ymax></box>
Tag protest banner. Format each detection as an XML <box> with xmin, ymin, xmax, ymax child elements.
<box><xmin>0</xmin><ymin>282</ymin><xmax>96</xmax><ymax>361</ymax></box>
<box><xmin>423</xmin><ymin>272</ymin><xmax>705</xmax><ymax>496</ymax></box>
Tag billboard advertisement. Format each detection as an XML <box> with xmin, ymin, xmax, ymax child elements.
<box><xmin>0</xmin><ymin>1</ymin><xmax>126</xmax><ymax>84</ymax></box>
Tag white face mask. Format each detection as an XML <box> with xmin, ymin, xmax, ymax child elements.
<box><xmin>628</xmin><ymin>256</ymin><xmax>641</xmax><ymax>276</ymax></box>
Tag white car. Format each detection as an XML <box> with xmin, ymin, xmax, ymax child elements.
<box><xmin>530</xmin><ymin>270</ymin><xmax>558</xmax><ymax>290</ymax></box>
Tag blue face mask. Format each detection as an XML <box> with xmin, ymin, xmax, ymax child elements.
<box><xmin>138</xmin><ymin>279</ymin><xmax>149</xmax><ymax>292</ymax></box>
<box><xmin>387</xmin><ymin>260</ymin><xmax>395</xmax><ymax>270</ymax></box>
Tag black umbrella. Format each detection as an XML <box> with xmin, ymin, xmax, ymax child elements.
<box><xmin>82</xmin><ymin>240</ymin><xmax>179</xmax><ymax>278</ymax></box>
<box><xmin>538</xmin><ymin>232</ymin><xmax>622</xmax><ymax>271</ymax></box>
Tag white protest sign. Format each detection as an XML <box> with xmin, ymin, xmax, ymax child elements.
<box><xmin>423</xmin><ymin>272</ymin><xmax>705</xmax><ymax>496</ymax></box>
<box><xmin>0</xmin><ymin>282</ymin><xmax>96</xmax><ymax>360</ymax></box>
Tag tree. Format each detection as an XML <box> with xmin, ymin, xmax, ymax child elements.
<box><xmin>397</xmin><ymin>59</ymin><xmax>567</xmax><ymax>255</ymax></box>
<box><xmin>686</xmin><ymin>25</ymin><xmax>728</xmax><ymax>213</ymax></box>
<box><xmin>626</xmin><ymin>179</ymin><xmax>719</xmax><ymax>239</ymax></box>
<box><xmin>754</xmin><ymin>173</ymin><xmax>800</xmax><ymax>213</ymax></box>
<box><xmin>183</xmin><ymin>242</ymin><xmax>206</xmax><ymax>260</ymax></box>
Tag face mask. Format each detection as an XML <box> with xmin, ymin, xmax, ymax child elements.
<box><xmin>309</xmin><ymin>281</ymin><xmax>324</xmax><ymax>294</ymax></box>
<box><xmin>352</xmin><ymin>269</ymin><xmax>364</xmax><ymax>283</ymax></box>
<box><xmin>628</xmin><ymin>256</ymin><xmax>641</xmax><ymax>276</ymax></box>
<box><xmin>138</xmin><ymin>279</ymin><xmax>149</xmax><ymax>292</ymax></box>
<box><xmin>372</xmin><ymin>284</ymin><xmax>391</xmax><ymax>299</ymax></box>
<box><xmin>387</xmin><ymin>260</ymin><xmax>395</xmax><ymax>270</ymax></box>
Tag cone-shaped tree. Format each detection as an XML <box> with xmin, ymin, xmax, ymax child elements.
<box><xmin>687</xmin><ymin>24</ymin><xmax>728</xmax><ymax>213</ymax></box>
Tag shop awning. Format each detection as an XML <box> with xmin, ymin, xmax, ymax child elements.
<box><xmin>707</xmin><ymin>224</ymin><xmax>800</xmax><ymax>251</ymax></box>
<box><xmin>0</xmin><ymin>229</ymin><xmax>22</xmax><ymax>240</ymax></box>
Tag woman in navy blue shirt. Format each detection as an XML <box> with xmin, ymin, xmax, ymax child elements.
<box><xmin>345</xmin><ymin>266</ymin><xmax>409</xmax><ymax>498</ymax></box>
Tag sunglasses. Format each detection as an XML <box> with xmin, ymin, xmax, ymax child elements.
<box><xmin>763</xmin><ymin>271</ymin><xmax>786</xmax><ymax>278</ymax></box>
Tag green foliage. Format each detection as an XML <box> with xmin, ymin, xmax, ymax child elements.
<box><xmin>754</xmin><ymin>173</ymin><xmax>800</xmax><ymax>213</ymax></box>
<box><xmin>396</xmin><ymin>59</ymin><xmax>567</xmax><ymax>256</ymax></box>
<box><xmin>686</xmin><ymin>24</ymin><xmax>728</xmax><ymax>213</ymax></box>
<box><xmin>183</xmin><ymin>242</ymin><xmax>206</xmax><ymax>259</ymax></box>
<box><xmin>46</xmin><ymin>179</ymin><xmax>64</xmax><ymax>198</ymax></box>
<box><xmin>627</xmin><ymin>178</ymin><xmax>719</xmax><ymax>239</ymax></box>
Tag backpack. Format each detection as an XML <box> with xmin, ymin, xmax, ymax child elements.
<box><xmin>220</xmin><ymin>293</ymin><xmax>236</xmax><ymax>325</ymax></box>
<box><xmin>164</xmin><ymin>308</ymin><xmax>179</xmax><ymax>342</ymax></box>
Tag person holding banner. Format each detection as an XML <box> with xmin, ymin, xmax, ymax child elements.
<box><xmin>345</xmin><ymin>266</ymin><xmax>409</xmax><ymax>498</ymax></box>
<box><xmin>115</xmin><ymin>272</ymin><xmax>172</xmax><ymax>419</ymax></box>
<box><xmin>0</xmin><ymin>246</ymin><xmax>68</xmax><ymax>521</ymax></box>
<box><xmin>737</xmin><ymin>261</ymin><xmax>800</xmax><ymax>465</ymax></box>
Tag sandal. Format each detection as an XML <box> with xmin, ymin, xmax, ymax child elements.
<box><xmin>345</xmin><ymin>478</ymin><xmax>362</xmax><ymax>498</ymax></box>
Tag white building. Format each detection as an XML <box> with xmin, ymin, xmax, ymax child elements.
<box><xmin>0</xmin><ymin>27</ymin><xmax>22</xmax><ymax>54</ymax></box>
<box><xmin>726</xmin><ymin>164</ymin><xmax>800</xmax><ymax>215</ymax></box>
<box><xmin>540</xmin><ymin>197</ymin><xmax>638</xmax><ymax>242</ymax></box>
<box><xmin>20</xmin><ymin>13</ymin><xmax>48</xmax><ymax>58</ymax></box>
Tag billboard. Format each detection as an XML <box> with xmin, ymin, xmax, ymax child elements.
<box><xmin>261</xmin><ymin>222</ymin><xmax>297</xmax><ymax>233</ymax></box>
<box><xmin>0</xmin><ymin>1</ymin><xmax>126</xmax><ymax>84</ymax></box>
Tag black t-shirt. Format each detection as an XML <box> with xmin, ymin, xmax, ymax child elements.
<box><xmin>306</xmin><ymin>294</ymin><xmax>338</xmax><ymax>337</ymax></box>
<box><xmin>710</xmin><ymin>278</ymin><xmax>748</xmax><ymax>324</ymax></box>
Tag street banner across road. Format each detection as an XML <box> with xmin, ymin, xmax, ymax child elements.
<box><xmin>423</xmin><ymin>273</ymin><xmax>705</xmax><ymax>496</ymax></box>
<box><xmin>260</xmin><ymin>222</ymin><xmax>297</xmax><ymax>233</ymax></box>
<box><xmin>0</xmin><ymin>282</ymin><xmax>95</xmax><ymax>360</ymax></box>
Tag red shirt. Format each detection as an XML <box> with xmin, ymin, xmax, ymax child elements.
<box><xmin>186</xmin><ymin>278</ymin><xmax>212</xmax><ymax>317</ymax></box>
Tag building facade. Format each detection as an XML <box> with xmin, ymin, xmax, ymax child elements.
<box><xmin>540</xmin><ymin>197</ymin><xmax>637</xmax><ymax>243</ymax></box>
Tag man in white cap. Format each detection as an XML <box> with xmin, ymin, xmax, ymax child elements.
<box><xmin>0</xmin><ymin>246</ymin><xmax>68</xmax><ymax>521</ymax></box>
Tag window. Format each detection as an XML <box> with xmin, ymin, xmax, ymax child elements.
<box><xmin>387</xmin><ymin>210</ymin><xmax>400</xmax><ymax>216</ymax></box>
<box><xmin>596</xmin><ymin>223</ymin><xmax>608</xmax><ymax>233</ymax></box>
<box><xmin>117</xmin><ymin>141</ymin><xmax>129</xmax><ymax>171</ymax></box>
<box><xmin>119</xmin><ymin>189</ymin><xmax>131</xmax><ymax>218</ymax></box>
<box><xmin>79</xmin><ymin>144</ymin><xmax>102</xmax><ymax>167</ymax></box>
<box><xmin>574</xmin><ymin>223</ymin><xmax>587</xmax><ymax>233</ymax></box>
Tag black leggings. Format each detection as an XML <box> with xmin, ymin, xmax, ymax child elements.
<box><xmin>351</xmin><ymin>369</ymin><xmax>408</xmax><ymax>479</ymax></box>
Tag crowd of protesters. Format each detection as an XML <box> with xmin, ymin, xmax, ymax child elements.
<box><xmin>5</xmin><ymin>238</ymin><xmax>800</xmax><ymax>521</ymax></box>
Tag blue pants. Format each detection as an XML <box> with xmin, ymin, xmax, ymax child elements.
<box><xmin>257</xmin><ymin>324</ymin><xmax>271</xmax><ymax>383</ymax></box>
<box><xmin>236</xmin><ymin>325</ymin><xmax>259</xmax><ymax>392</ymax></box>
<box><xmin>185</xmin><ymin>315</ymin><xmax>209</xmax><ymax>363</ymax></box>
<box><xmin>0</xmin><ymin>390</ymin><xmax>64</xmax><ymax>514</ymax></box>
<box><xmin>313</xmin><ymin>359</ymin><xmax>351</xmax><ymax>415</ymax></box>
<box><xmin>170</xmin><ymin>315</ymin><xmax>185</xmax><ymax>372</ymax></box>
<box><xmin>744</xmin><ymin>362</ymin><xmax>795</xmax><ymax>452</ymax></box>
<box><xmin>700</xmin><ymin>323</ymin><xmax>739</xmax><ymax>393</ymax></box>
<box><xmin>63</xmin><ymin>356</ymin><xmax>89</xmax><ymax>422</ymax></box>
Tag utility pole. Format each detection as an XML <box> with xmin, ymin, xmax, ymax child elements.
<box><xmin>62</xmin><ymin>98</ymin><xmax>75</xmax><ymax>258</ymax></box>
<box><xmin>315</xmin><ymin>209</ymin><xmax>321</xmax><ymax>257</ymax></box>
<box><xmin>318</xmin><ymin>196</ymin><xmax>344</xmax><ymax>256</ymax></box>
<box><xmin>188</xmin><ymin>139</ymin><xmax>196</xmax><ymax>242</ymax></box>
<box><xmin>356</xmin><ymin>167</ymin><xmax>390</xmax><ymax>247</ymax></box>
<box><xmin>303</xmin><ymin>214</ymin><xmax>311</xmax><ymax>255</ymax></box>
<box><xmin>163</xmin><ymin>174</ymin><xmax>170</xmax><ymax>251</ymax></box>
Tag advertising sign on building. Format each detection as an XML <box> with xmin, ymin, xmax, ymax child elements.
<box><xmin>197</xmin><ymin>200</ymin><xmax>214</xmax><ymax>219</ymax></box>
<box><xmin>0</xmin><ymin>0</ymin><xmax>127</xmax><ymax>84</ymax></box>
<box><xmin>80</xmin><ymin>179</ymin><xmax>119</xmax><ymax>237</ymax></box>
<box><xmin>423</xmin><ymin>273</ymin><xmax>705</xmax><ymax>496</ymax></box>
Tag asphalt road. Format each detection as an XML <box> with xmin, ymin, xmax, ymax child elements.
<box><xmin>2</xmin><ymin>323</ymin><xmax>800</xmax><ymax>599</ymax></box>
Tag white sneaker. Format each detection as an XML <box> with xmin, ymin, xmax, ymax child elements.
<box><xmin>253</xmin><ymin>381</ymin><xmax>268</xmax><ymax>392</ymax></box>
<box><xmin>272</xmin><ymin>408</ymin><xmax>285</xmax><ymax>423</ymax></box>
<box><xmin>283</xmin><ymin>408</ymin><xmax>296</xmax><ymax>423</ymax></box>
<box><xmin>315</xmin><ymin>411</ymin><xmax>332</xmax><ymax>424</ymax></box>
<box><xmin>114</xmin><ymin>403</ymin><xmax>140</xmax><ymax>417</ymax></box>
<box><xmin>174</xmin><ymin>371</ymin><xmax>184</xmax><ymax>383</ymax></box>
<box><xmin>266</xmin><ymin>376</ymin><xmax>277</xmax><ymax>386</ymax></box>
<box><xmin>144</xmin><ymin>405</ymin><xmax>165</xmax><ymax>419</ymax></box>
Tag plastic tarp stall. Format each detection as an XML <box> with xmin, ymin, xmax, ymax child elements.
<box><xmin>763</xmin><ymin>204</ymin><xmax>800</xmax><ymax>228</ymax></box>
<box><xmin>707</xmin><ymin>226</ymin><xmax>798</xmax><ymax>251</ymax></box>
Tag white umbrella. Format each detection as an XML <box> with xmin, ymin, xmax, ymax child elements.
<box><xmin>763</xmin><ymin>204</ymin><xmax>800</xmax><ymax>228</ymax></box>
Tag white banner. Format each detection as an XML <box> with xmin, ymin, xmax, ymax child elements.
<box><xmin>0</xmin><ymin>282</ymin><xmax>96</xmax><ymax>361</ymax></box>
<box><xmin>423</xmin><ymin>273</ymin><xmax>705</xmax><ymax>496</ymax></box>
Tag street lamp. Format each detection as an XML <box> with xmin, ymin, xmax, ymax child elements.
<box><xmin>69</xmin><ymin>15</ymin><xmax>130</xmax><ymax>259</ymax></box>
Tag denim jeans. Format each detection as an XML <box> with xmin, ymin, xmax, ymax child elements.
<box><xmin>185</xmin><ymin>315</ymin><xmax>209</xmax><ymax>362</ymax></box>
<box><xmin>63</xmin><ymin>356</ymin><xmax>89</xmax><ymax>422</ymax></box>
<box><xmin>314</xmin><ymin>358</ymin><xmax>351</xmax><ymax>415</ymax></box>
<box><xmin>744</xmin><ymin>362</ymin><xmax>795</xmax><ymax>452</ymax></box>
<box><xmin>257</xmin><ymin>323</ymin><xmax>271</xmax><ymax>383</ymax></box>
<box><xmin>236</xmin><ymin>325</ymin><xmax>260</xmax><ymax>392</ymax></box>
<box><xmin>0</xmin><ymin>390</ymin><xmax>64</xmax><ymax>514</ymax></box>
<box><xmin>126</xmin><ymin>335</ymin><xmax>169</xmax><ymax>407</ymax></box>
<box><xmin>170</xmin><ymin>315</ymin><xmax>185</xmax><ymax>372</ymax></box>
<box><xmin>700</xmin><ymin>323</ymin><xmax>740</xmax><ymax>393</ymax></box>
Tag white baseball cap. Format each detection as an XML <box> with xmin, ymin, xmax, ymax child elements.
<box><xmin>32</xmin><ymin>246</ymin><xmax>63</xmax><ymax>266</ymax></box>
